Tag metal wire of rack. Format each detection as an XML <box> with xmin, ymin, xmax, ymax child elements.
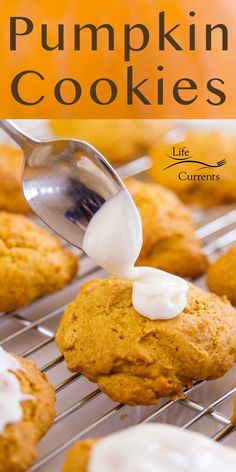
<box><xmin>1</xmin><ymin>121</ymin><xmax>236</xmax><ymax>471</ymax></box>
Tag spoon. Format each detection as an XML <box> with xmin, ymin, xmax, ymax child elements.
<box><xmin>0</xmin><ymin>119</ymin><xmax>125</xmax><ymax>248</ymax></box>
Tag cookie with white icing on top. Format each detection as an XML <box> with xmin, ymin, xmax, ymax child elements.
<box><xmin>61</xmin><ymin>424</ymin><xmax>236</xmax><ymax>472</ymax></box>
<box><xmin>0</xmin><ymin>348</ymin><xmax>55</xmax><ymax>472</ymax></box>
<box><xmin>56</xmin><ymin>277</ymin><xmax>236</xmax><ymax>406</ymax></box>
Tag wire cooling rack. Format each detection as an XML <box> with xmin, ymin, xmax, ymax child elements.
<box><xmin>1</xmin><ymin>120</ymin><xmax>236</xmax><ymax>471</ymax></box>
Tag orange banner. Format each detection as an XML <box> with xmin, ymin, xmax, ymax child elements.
<box><xmin>0</xmin><ymin>0</ymin><xmax>236</xmax><ymax>118</ymax></box>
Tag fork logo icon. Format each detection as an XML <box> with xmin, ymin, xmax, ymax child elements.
<box><xmin>164</xmin><ymin>146</ymin><xmax>227</xmax><ymax>172</ymax></box>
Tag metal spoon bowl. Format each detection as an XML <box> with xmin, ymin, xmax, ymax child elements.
<box><xmin>0</xmin><ymin>120</ymin><xmax>124</xmax><ymax>248</ymax></box>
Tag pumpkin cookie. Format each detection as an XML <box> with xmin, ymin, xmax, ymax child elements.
<box><xmin>0</xmin><ymin>145</ymin><xmax>29</xmax><ymax>213</ymax></box>
<box><xmin>62</xmin><ymin>424</ymin><xmax>236</xmax><ymax>472</ymax></box>
<box><xmin>0</xmin><ymin>212</ymin><xmax>78</xmax><ymax>312</ymax></box>
<box><xmin>0</xmin><ymin>348</ymin><xmax>55</xmax><ymax>472</ymax></box>
<box><xmin>56</xmin><ymin>277</ymin><xmax>236</xmax><ymax>406</ymax></box>
<box><xmin>207</xmin><ymin>246</ymin><xmax>236</xmax><ymax>306</ymax></box>
<box><xmin>62</xmin><ymin>439</ymin><xmax>97</xmax><ymax>472</ymax></box>
<box><xmin>149</xmin><ymin>131</ymin><xmax>236</xmax><ymax>207</ymax></box>
<box><xmin>126</xmin><ymin>178</ymin><xmax>207</xmax><ymax>278</ymax></box>
<box><xmin>50</xmin><ymin>119</ymin><xmax>170</xmax><ymax>165</ymax></box>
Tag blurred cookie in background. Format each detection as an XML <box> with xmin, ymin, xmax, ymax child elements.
<box><xmin>126</xmin><ymin>178</ymin><xmax>207</xmax><ymax>278</ymax></box>
<box><xmin>149</xmin><ymin>130</ymin><xmax>236</xmax><ymax>207</ymax></box>
<box><xmin>0</xmin><ymin>145</ymin><xmax>29</xmax><ymax>213</ymax></box>
<box><xmin>207</xmin><ymin>245</ymin><xmax>236</xmax><ymax>305</ymax></box>
<box><xmin>50</xmin><ymin>119</ymin><xmax>171</xmax><ymax>165</ymax></box>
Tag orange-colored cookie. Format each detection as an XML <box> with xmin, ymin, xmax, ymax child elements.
<box><xmin>0</xmin><ymin>354</ymin><xmax>55</xmax><ymax>472</ymax></box>
<box><xmin>0</xmin><ymin>145</ymin><xmax>29</xmax><ymax>213</ymax></box>
<box><xmin>50</xmin><ymin>119</ymin><xmax>170</xmax><ymax>165</ymax></box>
<box><xmin>149</xmin><ymin>131</ymin><xmax>236</xmax><ymax>207</ymax></box>
<box><xmin>62</xmin><ymin>439</ymin><xmax>98</xmax><ymax>472</ymax></box>
<box><xmin>207</xmin><ymin>246</ymin><xmax>236</xmax><ymax>305</ymax></box>
<box><xmin>126</xmin><ymin>178</ymin><xmax>207</xmax><ymax>278</ymax></box>
<box><xmin>56</xmin><ymin>277</ymin><xmax>236</xmax><ymax>406</ymax></box>
<box><xmin>0</xmin><ymin>212</ymin><xmax>78</xmax><ymax>312</ymax></box>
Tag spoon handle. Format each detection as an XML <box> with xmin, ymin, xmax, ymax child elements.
<box><xmin>0</xmin><ymin>119</ymin><xmax>37</xmax><ymax>154</ymax></box>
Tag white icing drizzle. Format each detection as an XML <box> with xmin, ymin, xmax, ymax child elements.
<box><xmin>0</xmin><ymin>347</ymin><xmax>33</xmax><ymax>434</ymax></box>
<box><xmin>88</xmin><ymin>424</ymin><xmax>236</xmax><ymax>472</ymax></box>
<box><xmin>83</xmin><ymin>190</ymin><xmax>188</xmax><ymax>320</ymax></box>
